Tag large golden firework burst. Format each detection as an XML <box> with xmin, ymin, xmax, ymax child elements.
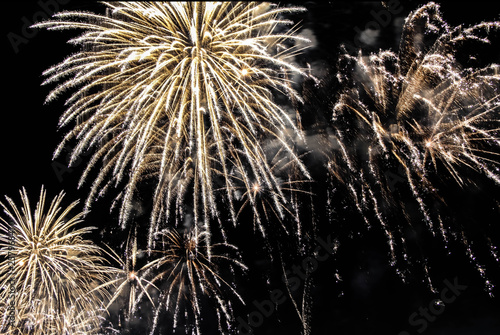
<box><xmin>34</xmin><ymin>2</ymin><xmax>312</xmax><ymax>245</ymax></box>
<box><xmin>0</xmin><ymin>187</ymin><xmax>113</xmax><ymax>334</ymax></box>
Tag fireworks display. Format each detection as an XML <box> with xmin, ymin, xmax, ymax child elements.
<box><xmin>2</xmin><ymin>1</ymin><xmax>500</xmax><ymax>334</ymax></box>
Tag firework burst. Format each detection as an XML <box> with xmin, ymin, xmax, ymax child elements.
<box><xmin>0</xmin><ymin>187</ymin><xmax>113</xmax><ymax>334</ymax></box>
<box><xmin>139</xmin><ymin>228</ymin><xmax>247</xmax><ymax>335</ymax></box>
<box><xmin>328</xmin><ymin>2</ymin><xmax>500</xmax><ymax>291</ymax></box>
<box><xmin>33</xmin><ymin>2</ymin><xmax>312</xmax><ymax>245</ymax></box>
<box><xmin>98</xmin><ymin>227</ymin><xmax>159</xmax><ymax>324</ymax></box>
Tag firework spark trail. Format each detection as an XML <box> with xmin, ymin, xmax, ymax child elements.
<box><xmin>0</xmin><ymin>187</ymin><xmax>113</xmax><ymax>335</ymax></box>
<box><xmin>227</xmin><ymin>144</ymin><xmax>313</xmax><ymax>239</ymax></box>
<box><xmin>33</xmin><ymin>2</ymin><xmax>312</xmax><ymax>248</ymax></box>
<box><xmin>329</xmin><ymin>2</ymin><xmax>500</xmax><ymax>291</ymax></box>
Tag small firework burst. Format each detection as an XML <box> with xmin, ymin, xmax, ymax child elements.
<box><xmin>98</xmin><ymin>228</ymin><xmax>158</xmax><ymax>323</ymax></box>
<box><xmin>145</xmin><ymin>228</ymin><xmax>247</xmax><ymax>335</ymax></box>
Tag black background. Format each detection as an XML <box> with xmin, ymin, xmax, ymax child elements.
<box><xmin>2</xmin><ymin>1</ymin><xmax>500</xmax><ymax>334</ymax></box>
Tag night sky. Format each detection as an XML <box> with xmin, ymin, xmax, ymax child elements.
<box><xmin>3</xmin><ymin>1</ymin><xmax>500</xmax><ymax>334</ymax></box>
